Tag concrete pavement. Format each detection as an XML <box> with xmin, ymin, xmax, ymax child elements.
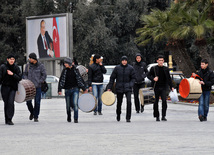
<box><xmin>0</xmin><ymin>98</ymin><xmax>214</xmax><ymax>155</ymax></box>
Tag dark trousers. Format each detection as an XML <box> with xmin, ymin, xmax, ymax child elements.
<box><xmin>133</xmin><ymin>83</ymin><xmax>145</xmax><ymax>112</ymax></box>
<box><xmin>116</xmin><ymin>92</ymin><xmax>132</xmax><ymax>120</ymax></box>
<box><xmin>154</xmin><ymin>87</ymin><xmax>167</xmax><ymax>118</ymax></box>
<box><xmin>26</xmin><ymin>88</ymin><xmax>41</xmax><ymax>119</ymax></box>
<box><xmin>1</xmin><ymin>86</ymin><xmax>16</xmax><ymax>122</ymax></box>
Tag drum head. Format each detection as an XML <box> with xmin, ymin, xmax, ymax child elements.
<box><xmin>78</xmin><ymin>93</ymin><xmax>97</xmax><ymax>112</ymax></box>
<box><xmin>101</xmin><ymin>91</ymin><xmax>115</xmax><ymax>106</ymax></box>
<box><xmin>15</xmin><ymin>83</ymin><xmax>26</xmax><ymax>103</ymax></box>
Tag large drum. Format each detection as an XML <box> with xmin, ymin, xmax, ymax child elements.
<box><xmin>77</xmin><ymin>65</ymin><xmax>88</xmax><ymax>82</ymax></box>
<box><xmin>179</xmin><ymin>77</ymin><xmax>202</xmax><ymax>99</ymax></box>
<box><xmin>15</xmin><ymin>79</ymin><xmax>36</xmax><ymax>103</ymax></box>
<box><xmin>78</xmin><ymin>93</ymin><xmax>97</xmax><ymax>112</ymax></box>
<box><xmin>101</xmin><ymin>91</ymin><xmax>116</xmax><ymax>106</ymax></box>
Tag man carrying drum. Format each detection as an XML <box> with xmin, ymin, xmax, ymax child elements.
<box><xmin>147</xmin><ymin>55</ymin><xmax>174</xmax><ymax>122</ymax></box>
<box><xmin>23</xmin><ymin>53</ymin><xmax>47</xmax><ymax>122</ymax></box>
<box><xmin>107</xmin><ymin>56</ymin><xmax>135</xmax><ymax>122</ymax></box>
<box><xmin>88</xmin><ymin>54</ymin><xmax>106</xmax><ymax>115</ymax></box>
<box><xmin>58</xmin><ymin>57</ymin><xmax>88</xmax><ymax>123</ymax></box>
<box><xmin>0</xmin><ymin>54</ymin><xmax>22</xmax><ymax>125</ymax></box>
<box><xmin>192</xmin><ymin>59</ymin><xmax>214</xmax><ymax>122</ymax></box>
<box><xmin>133</xmin><ymin>53</ymin><xmax>148</xmax><ymax>113</ymax></box>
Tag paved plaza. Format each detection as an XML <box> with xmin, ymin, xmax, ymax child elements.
<box><xmin>0</xmin><ymin>97</ymin><xmax>214</xmax><ymax>155</ymax></box>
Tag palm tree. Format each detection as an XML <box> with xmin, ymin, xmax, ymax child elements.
<box><xmin>136</xmin><ymin>5</ymin><xmax>196</xmax><ymax>77</ymax></box>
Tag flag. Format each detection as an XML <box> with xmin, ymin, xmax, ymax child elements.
<box><xmin>53</xmin><ymin>17</ymin><xmax>60</xmax><ymax>57</ymax></box>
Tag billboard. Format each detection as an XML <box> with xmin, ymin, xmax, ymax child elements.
<box><xmin>26</xmin><ymin>13</ymin><xmax>73</xmax><ymax>60</ymax></box>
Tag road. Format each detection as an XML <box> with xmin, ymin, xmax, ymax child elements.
<box><xmin>0</xmin><ymin>98</ymin><xmax>214</xmax><ymax>155</ymax></box>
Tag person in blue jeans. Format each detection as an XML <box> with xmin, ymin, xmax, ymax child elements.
<box><xmin>58</xmin><ymin>57</ymin><xmax>88</xmax><ymax>123</ymax></box>
<box><xmin>192</xmin><ymin>59</ymin><xmax>214</xmax><ymax>122</ymax></box>
<box><xmin>23</xmin><ymin>53</ymin><xmax>47</xmax><ymax>122</ymax></box>
<box><xmin>88</xmin><ymin>54</ymin><xmax>106</xmax><ymax>115</ymax></box>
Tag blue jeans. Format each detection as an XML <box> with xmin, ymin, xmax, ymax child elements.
<box><xmin>198</xmin><ymin>90</ymin><xmax>210</xmax><ymax>118</ymax></box>
<box><xmin>92</xmin><ymin>84</ymin><xmax>103</xmax><ymax>112</ymax></box>
<box><xmin>65</xmin><ymin>88</ymin><xmax>79</xmax><ymax>120</ymax></box>
<box><xmin>26</xmin><ymin>88</ymin><xmax>42</xmax><ymax>119</ymax></box>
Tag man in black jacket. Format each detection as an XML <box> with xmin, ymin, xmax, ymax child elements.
<box><xmin>107</xmin><ymin>56</ymin><xmax>135</xmax><ymax>122</ymax></box>
<box><xmin>192</xmin><ymin>59</ymin><xmax>214</xmax><ymax>122</ymax></box>
<box><xmin>0</xmin><ymin>54</ymin><xmax>22</xmax><ymax>125</ymax></box>
<box><xmin>133</xmin><ymin>53</ymin><xmax>148</xmax><ymax>113</ymax></box>
<box><xmin>147</xmin><ymin>55</ymin><xmax>174</xmax><ymax>121</ymax></box>
<box><xmin>58</xmin><ymin>57</ymin><xmax>88</xmax><ymax>123</ymax></box>
<box><xmin>88</xmin><ymin>54</ymin><xmax>106</xmax><ymax>115</ymax></box>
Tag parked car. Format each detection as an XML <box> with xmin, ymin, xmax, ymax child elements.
<box><xmin>145</xmin><ymin>70</ymin><xmax>185</xmax><ymax>92</ymax></box>
<box><xmin>103</xmin><ymin>65</ymin><xmax>116</xmax><ymax>91</ymax></box>
<box><xmin>46</xmin><ymin>75</ymin><xmax>59</xmax><ymax>83</ymax></box>
<box><xmin>46</xmin><ymin>75</ymin><xmax>64</xmax><ymax>97</ymax></box>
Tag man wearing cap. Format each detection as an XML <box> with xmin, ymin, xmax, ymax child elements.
<box><xmin>58</xmin><ymin>57</ymin><xmax>88</xmax><ymax>123</ymax></box>
<box><xmin>133</xmin><ymin>53</ymin><xmax>148</xmax><ymax>113</ymax></box>
<box><xmin>88</xmin><ymin>54</ymin><xmax>106</xmax><ymax>115</ymax></box>
<box><xmin>107</xmin><ymin>56</ymin><xmax>135</xmax><ymax>122</ymax></box>
<box><xmin>23</xmin><ymin>53</ymin><xmax>47</xmax><ymax>122</ymax></box>
<box><xmin>0</xmin><ymin>54</ymin><xmax>22</xmax><ymax>125</ymax></box>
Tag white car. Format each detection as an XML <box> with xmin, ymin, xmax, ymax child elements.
<box><xmin>103</xmin><ymin>65</ymin><xmax>116</xmax><ymax>91</ymax></box>
<box><xmin>46</xmin><ymin>75</ymin><xmax>65</xmax><ymax>97</ymax></box>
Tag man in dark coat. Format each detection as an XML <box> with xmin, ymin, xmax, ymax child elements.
<box><xmin>0</xmin><ymin>54</ymin><xmax>22</xmax><ymax>125</ymax></box>
<box><xmin>107</xmin><ymin>56</ymin><xmax>135</xmax><ymax>122</ymax></box>
<box><xmin>192</xmin><ymin>59</ymin><xmax>214</xmax><ymax>122</ymax></box>
<box><xmin>23</xmin><ymin>53</ymin><xmax>47</xmax><ymax>122</ymax></box>
<box><xmin>147</xmin><ymin>55</ymin><xmax>174</xmax><ymax>122</ymax></box>
<box><xmin>133</xmin><ymin>53</ymin><xmax>148</xmax><ymax>113</ymax></box>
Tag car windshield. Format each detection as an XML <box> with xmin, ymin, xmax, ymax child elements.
<box><xmin>105</xmin><ymin>68</ymin><xmax>114</xmax><ymax>75</ymax></box>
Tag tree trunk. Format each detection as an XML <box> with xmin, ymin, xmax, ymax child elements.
<box><xmin>198</xmin><ymin>45</ymin><xmax>214</xmax><ymax>70</ymax></box>
<box><xmin>166</xmin><ymin>40</ymin><xmax>196</xmax><ymax>77</ymax></box>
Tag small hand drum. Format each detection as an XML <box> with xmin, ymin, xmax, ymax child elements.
<box><xmin>78</xmin><ymin>93</ymin><xmax>97</xmax><ymax>112</ymax></box>
<box><xmin>101</xmin><ymin>91</ymin><xmax>116</xmax><ymax>106</ymax></box>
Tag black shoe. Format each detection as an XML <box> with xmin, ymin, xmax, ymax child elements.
<box><xmin>116</xmin><ymin>115</ymin><xmax>120</xmax><ymax>122</ymax></box>
<box><xmin>7</xmin><ymin>121</ymin><xmax>14</xmax><ymax>125</ymax></box>
<box><xmin>34</xmin><ymin>118</ymin><xmax>39</xmax><ymax>122</ymax></box>
<box><xmin>204</xmin><ymin>117</ymin><xmax>207</xmax><ymax>121</ymax></box>
<box><xmin>156</xmin><ymin>117</ymin><xmax>160</xmax><ymax>121</ymax></box>
<box><xmin>98</xmin><ymin>112</ymin><xmax>103</xmax><ymax>115</ymax></box>
<box><xmin>126</xmin><ymin>119</ymin><xmax>131</xmax><ymax>123</ymax></box>
<box><xmin>67</xmin><ymin>117</ymin><xmax>71</xmax><ymax>122</ymax></box>
<box><xmin>94</xmin><ymin>112</ymin><xmax>97</xmax><ymax>115</ymax></box>
<box><xmin>136</xmin><ymin>111</ymin><xmax>140</xmax><ymax>113</ymax></box>
<box><xmin>29</xmin><ymin>114</ymin><xmax>34</xmax><ymax>120</ymax></box>
<box><xmin>141</xmin><ymin>106</ymin><xmax>144</xmax><ymax>113</ymax></box>
<box><xmin>74</xmin><ymin>119</ymin><xmax>78</xmax><ymax>123</ymax></box>
<box><xmin>161</xmin><ymin>117</ymin><xmax>167</xmax><ymax>121</ymax></box>
<box><xmin>199</xmin><ymin>115</ymin><xmax>204</xmax><ymax>122</ymax></box>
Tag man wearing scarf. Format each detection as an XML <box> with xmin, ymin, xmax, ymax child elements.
<box><xmin>0</xmin><ymin>54</ymin><xmax>22</xmax><ymax>125</ymax></box>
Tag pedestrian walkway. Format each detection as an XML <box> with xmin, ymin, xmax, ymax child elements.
<box><xmin>0</xmin><ymin>98</ymin><xmax>214</xmax><ymax>155</ymax></box>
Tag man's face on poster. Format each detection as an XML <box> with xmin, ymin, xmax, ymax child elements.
<box><xmin>41</xmin><ymin>21</ymin><xmax>46</xmax><ymax>36</ymax></box>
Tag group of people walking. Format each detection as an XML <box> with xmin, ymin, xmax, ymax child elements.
<box><xmin>0</xmin><ymin>52</ymin><xmax>213</xmax><ymax>125</ymax></box>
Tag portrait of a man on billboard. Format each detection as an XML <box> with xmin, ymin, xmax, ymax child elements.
<box><xmin>27</xmin><ymin>14</ymin><xmax>69</xmax><ymax>59</ymax></box>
